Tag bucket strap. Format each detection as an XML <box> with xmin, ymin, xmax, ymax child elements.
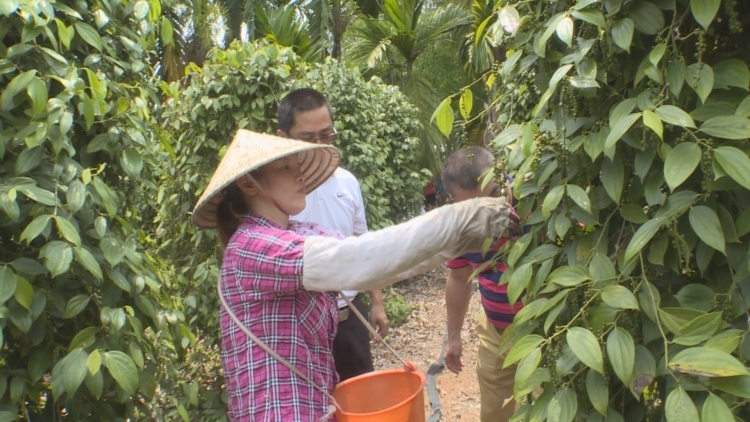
<box><xmin>217</xmin><ymin>282</ymin><xmax>340</xmax><ymax>421</ymax></box>
<box><xmin>338</xmin><ymin>293</ymin><xmax>414</xmax><ymax>370</ymax></box>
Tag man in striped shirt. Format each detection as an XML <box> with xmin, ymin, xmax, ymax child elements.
<box><xmin>441</xmin><ymin>146</ymin><xmax>521</xmax><ymax>422</ymax></box>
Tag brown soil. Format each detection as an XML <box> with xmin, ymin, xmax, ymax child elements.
<box><xmin>371</xmin><ymin>267</ymin><xmax>482</xmax><ymax>421</ymax></box>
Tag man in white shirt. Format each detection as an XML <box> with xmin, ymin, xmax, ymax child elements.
<box><xmin>277</xmin><ymin>88</ymin><xmax>389</xmax><ymax>381</ymax></box>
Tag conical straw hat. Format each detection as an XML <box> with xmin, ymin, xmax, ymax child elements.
<box><xmin>192</xmin><ymin>129</ymin><xmax>340</xmax><ymax>228</ymax></box>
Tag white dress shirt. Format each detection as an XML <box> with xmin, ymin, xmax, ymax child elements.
<box><xmin>292</xmin><ymin>168</ymin><xmax>368</xmax><ymax>308</ymax></box>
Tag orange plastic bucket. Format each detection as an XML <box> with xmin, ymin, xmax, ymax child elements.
<box><xmin>332</xmin><ymin>368</ymin><xmax>426</xmax><ymax>422</ymax></box>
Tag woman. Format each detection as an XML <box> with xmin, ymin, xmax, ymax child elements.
<box><xmin>192</xmin><ymin>130</ymin><xmax>518</xmax><ymax>421</ymax></box>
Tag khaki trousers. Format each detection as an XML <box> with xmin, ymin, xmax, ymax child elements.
<box><xmin>475</xmin><ymin>311</ymin><xmax>516</xmax><ymax>422</ymax></box>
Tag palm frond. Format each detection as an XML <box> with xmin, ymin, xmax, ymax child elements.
<box><xmin>412</xmin><ymin>3</ymin><xmax>472</xmax><ymax>54</ymax></box>
<box><xmin>366</xmin><ymin>39</ymin><xmax>391</xmax><ymax>68</ymax></box>
<box><xmin>303</xmin><ymin>0</ymin><xmax>333</xmax><ymax>47</ymax></box>
<box><xmin>254</xmin><ymin>3</ymin><xmax>325</xmax><ymax>62</ymax></box>
<box><xmin>455</xmin><ymin>0</ymin><xmax>496</xmax><ymax>75</ymax></box>
<box><xmin>346</xmin><ymin>17</ymin><xmax>394</xmax><ymax>67</ymax></box>
<box><xmin>215</xmin><ymin>0</ymin><xmax>244</xmax><ymax>41</ymax></box>
<box><xmin>381</xmin><ymin>0</ymin><xmax>411</xmax><ymax>32</ymax></box>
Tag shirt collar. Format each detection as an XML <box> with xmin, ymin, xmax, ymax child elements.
<box><xmin>243</xmin><ymin>214</ymin><xmax>294</xmax><ymax>231</ymax></box>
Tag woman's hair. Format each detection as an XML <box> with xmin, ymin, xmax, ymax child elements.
<box><xmin>216</xmin><ymin>170</ymin><xmax>261</xmax><ymax>247</ymax></box>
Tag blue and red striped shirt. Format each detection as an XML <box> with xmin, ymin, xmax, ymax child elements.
<box><xmin>446</xmin><ymin>238</ymin><xmax>522</xmax><ymax>330</ymax></box>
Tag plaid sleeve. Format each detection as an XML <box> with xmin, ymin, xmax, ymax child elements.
<box><xmin>229</xmin><ymin>228</ymin><xmax>305</xmax><ymax>295</ymax></box>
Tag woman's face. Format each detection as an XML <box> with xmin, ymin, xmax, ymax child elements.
<box><xmin>253</xmin><ymin>154</ymin><xmax>307</xmax><ymax>216</ymax></box>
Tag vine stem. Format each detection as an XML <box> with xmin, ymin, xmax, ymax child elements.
<box><xmin>593</xmin><ymin>207</ymin><xmax>620</xmax><ymax>252</ymax></box>
<box><xmin>545</xmin><ymin>287</ymin><xmax>600</xmax><ymax>346</ymax></box>
<box><xmin>638</xmin><ymin>255</ymin><xmax>681</xmax><ymax>385</ymax></box>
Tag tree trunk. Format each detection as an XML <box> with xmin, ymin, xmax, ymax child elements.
<box><xmin>332</xmin><ymin>0</ymin><xmax>344</xmax><ymax>59</ymax></box>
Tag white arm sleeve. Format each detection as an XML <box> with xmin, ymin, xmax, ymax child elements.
<box><xmin>302</xmin><ymin>197</ymin><xmax>517</xmax><ymax>292</ymax></box>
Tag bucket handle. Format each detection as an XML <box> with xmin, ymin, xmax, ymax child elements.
<box><xmin>338</xmin><ymin>293</ymin><xmax>417</xmax><ymax>373</ymax></box>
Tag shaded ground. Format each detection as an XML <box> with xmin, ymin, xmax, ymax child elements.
<box><xmin>371</xmin><ymin>267</ymin><xmax>483</xmax><ymax>421</ymax></box>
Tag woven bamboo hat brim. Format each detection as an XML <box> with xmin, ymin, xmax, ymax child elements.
<box><xmin>192</xmin><ymin>129</ymin><xmax>340</xmax><ymax>228</ymax></box>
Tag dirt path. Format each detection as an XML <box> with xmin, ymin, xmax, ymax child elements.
<box><xmin>371</xmin><ymin>267</ymin><xmax>483</xmax><ymax>421</ymax></box>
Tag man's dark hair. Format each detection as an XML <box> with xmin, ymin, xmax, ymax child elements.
<box><xmin>441</xmin><ymin>146</ymin><xmax>495</xmax><ymax>196</ymax></box>
<box><xmin>277</xmin><ymin>88</ymin><xmax>334</xmax><ymax>133</ymax></box>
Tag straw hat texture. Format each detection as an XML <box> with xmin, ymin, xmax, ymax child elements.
<box><xmin>192</xmin><ymin>129</ymin><xmax>340</xmax><ymax>228</ymax></box>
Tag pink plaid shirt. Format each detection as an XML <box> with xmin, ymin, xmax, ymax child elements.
<box><xmin>219</xmin><ymin>215</ymin><xmax>343</xmax><ymax>421</ymax></box>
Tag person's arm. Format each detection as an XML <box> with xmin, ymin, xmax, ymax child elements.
<box><xmin>368</xmin><ymin>288</ymin><xmax>388</xmax><ymax>338</ymax></box>
<box><xmin>302</xmin><ymin>197</ymin><xmax>518</xmax><ymax>292</ymax></box>
<box><xmin>444</xmin><ymin>265</ymin><xmax>474</xmax><ymax>374</ymax></box>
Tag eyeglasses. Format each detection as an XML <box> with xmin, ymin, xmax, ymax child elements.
<box><xmin>287</xmin><ymin>130</ymin><xmax>338</xmax><ymax>144</ymax></box>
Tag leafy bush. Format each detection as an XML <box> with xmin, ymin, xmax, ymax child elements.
<box><xmin>442</xmin><ymin>0</ymin><xmax>750</xmax><ymax>420</ymax></box>
<box><xmin>152</xmin><ymin>40</ymin><xmax>427</xmax><ymax>418</ymax></box>
<box><xmin>380</xmin><ymin>287</ymin><xmax>414</xmax><ymax>327</ymax></box>
<box><xmin>0</xmin><ymin>0</ymin><xmax>185</xmax><ymax>419</ymax></box>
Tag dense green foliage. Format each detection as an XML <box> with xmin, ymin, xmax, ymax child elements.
<box><xmin>13</xmin><ymin>0</ymin><xmax>750</xmax><ymax>420</ymax></box>
<box><xmin>437</xmin><ymin>0</ymin><xmax>750</xmax><ymax>420</ymax></box>
<box><xmin>0</xmin><ymin>0</ymin><xmax>190</xmax><ymax>420</ymax></box>
<box><xmin>0</xmin><ymin>1</ymin><xmax>426</xmax><ymax>418</ymax></box>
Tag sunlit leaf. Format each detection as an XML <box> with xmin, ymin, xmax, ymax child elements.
<box><xmin>665</xmin><ymin>386</ymin><xmax>699</xmax><ymax>422</ymax></box>
<box><xmin>600</xmin><ymin>156</ymin><xmax>624</xmax><ymax>204</ymax></box>
<box><xmin>572</xmin><ymin>10</ymin><xmax>606</xmax><ymax>29</ymax></box>
<box><xmin>459</xmin><ymin>89</ymin><xmax>473</xmax><ymax>120</ymax></box>
<box><xmin>74</xmin><ymin>23</ymin><xmax>103</xmax><ymax>51</ymax></box>
<box><xmin>542</xmin><ymin>185</ymin><xmax>565</xmax><ymax>220</ymax></box>
<box><xmin>504</xmin><ymin>335</ymin><xmax>544</xmax><ymax>368</ymax></box>
<box><xmin>689</xmin><ymin>205</ymin><xmax>725</xmax><ymax>254</ymax></box>
<box><xmin>65</xmin><ymin>295</ymin><xmax>91</xmax><ymax>319</ymax></box>
<box><xmin>713</xmin><ymin>59</ymin><xmax>750</xmax><ymax>90</ymax></box>
<box><xmin>690</xmin><ymin>0</ymin><xmax>721</xmax><ymax>30</ymax></box>
<box><xmin>567</xmin><ymin>327</ymin><xmax>604</xmax><ymax>374</ymax></box>
<box><xmin>548</xmin><ymin>265</ymin><xmax>589</xmax><ymax>287</ymax></box>
<box><xmin>547</xmin><ymin>388</ymin><xmax>577</xmax><ymax>422</ymax></box>
<box><xmin>627</xmin><ymin>1</ymin><xmax>664</xmax><ymax>35</ymax></box>
<box><xmin>601</xmin><ymin>285</ymin><xmax>638</xmax><ymax>309</ymax></box>
<box><xmin>655</xmin><ymin>105</ymin><xmax>696</xmax><ymax>128</ymax></box>
<box><xmin>686</xmin><ymin>63</ymin><xmax>714</xmax><ymax>104</ymax></box>
<box><xmin>611</xmin><ymin>19</ymin><xmax>634</xmax><ymax>52</ymax></box>
<box><xmin>432</xmin><ymin>97</ymin><xmax>454</xmax><ymax>138</ymax></box>
<box><xmin>700</xmin><ymin>117</ymin><xmax>750</xmax><ymax>140</ymax></box>
<box><xmin>701</xmin><ymin>393</ymin><xmax>735</xmax><ymax>422</ymax></box>
<box><xmin>103</xmin><ymin>351</ymin><xmax>139</xmax><ymax>394</ymax></box>
<box><xmin>624</xmin><ymin>218</ymin><xmax>665</xmax><ymax>263</ymax></box>
<box><xmin>498</xmin><ymin>6</ymin><xmax>520</xmax><ymax>34</ymax></box>
<box><xmin>664</xmin><ymin>142</ymin><xmax>701</xmax><ymax>191</ymax></box>
<box><xmin>566</xmin><ymin>185</ymin><xmax>590</xmax><ymax>213</ymax></box>
<box><xmin>669</xmin><ymin>347</ymin><xmax>749</xmax><ymax>377</ymax></box>
<box><xmin>586</xmin><ymin>370</ymin><xmax>608</xmax><ymax>415</ymax></box>
<box><xmin>508</xmin><ymin>263</ymin><xmax>532</xmax><ymax>306</ymax></box>
<box><xmin>673</xmin><ymin>312</ymin><xmax>722</xmax><ymax>346</ymax></box>
<box><xmin>604</xmin><ymin>113</ymin><xmax>641</xmax><ymax>150</ymax></box>
<box><xmin>556</xmin><ymin>17</ymin><xmax>574</xmax><ymax>47</ymax></box>
<box><xmin>642</xmin><ymin>110</ymin><xmax>662</xmax><ymax>139</ymax></box>
<box><xmin>607</xmin><ymin>327</ymin><xmax>635</xmax><ymax>384</ymax></box>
